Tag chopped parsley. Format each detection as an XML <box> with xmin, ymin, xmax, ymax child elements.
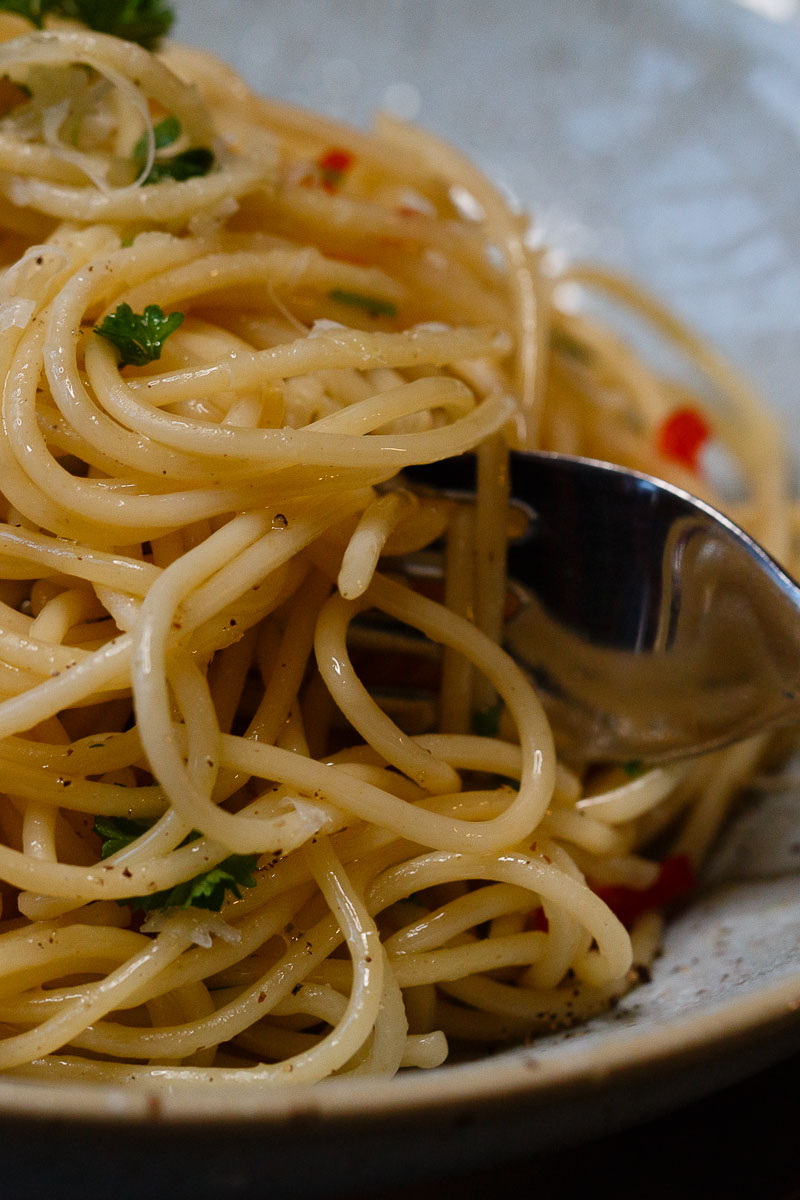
<box><xmin>328</xmin><ymin>289</ymin><xmax>398</xmax><ymax>319</ymax></box>
<box><xmin>133</xmin><ymin>854</ymin><xmax>259</xmax><ymax>914</ymax></box>
<box><xmin>0</xmin><ymin>0</ymin><xmax>175</xmax><ymax>49</ymax></box>
<box><xmin>622</xmin><ymin>759</ymin><xmax>644</xmax><ymax>779</ymax></box>
<box><xmin>131</xmin><ymin>115</ymin><xmax>214</xmax><ymax>185</ymax></box>
<box><xmin>95</xmin><ymin>814</ymin><xmax>148</xmax><ymax>858</ymax></box>
<box><xmin>472</xmin><ymin>702</ymin><xmax>502</xmax><ymax>738</ymax></box>
<box><xmin>551</xmin><ymin>328</ymin><xmax>593</xmax><ymax>364</ymax></box>
<box><xmin>94</xmin><ymin>815</ymin><xmax>259</xmax><ymax>914</ymax></box>
<box><xmin>94</xmin><ymin>302</ymin><xmax>184</xmax><ymax>367</ymax></box>
<box><xmin>133</xmin><ymin>114</ymin><xmax>181</xmax><ymax>163</ymax></box>
<box><xmin>143</xmin><ymin>145</ymin><xmax>214</xmax><ymax>184</ymax></box>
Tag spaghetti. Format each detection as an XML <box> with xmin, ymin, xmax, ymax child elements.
<box><xmin>0</xmin><ymin>12</ymin><xmax>791</xmax><ymax>1086</ymax></box>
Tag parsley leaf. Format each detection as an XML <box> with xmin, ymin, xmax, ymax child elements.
<box><xmin>94</xmin><ymin>814</ymin><xmax>150</xmax><ymax>858</ymax></box>
<box><xmin>0</xmin><ymin>0</ymin><xmax>57</xmax><ymax>24</ymax></box>
<box><xmin>328</xmin><ymin>289</ymin><xmax>397</xmax><ymax>319</ymax></box>
<box><xmin>132</xmin><ymin>117</ymin><xmax>214</xmax><ymax>185</ymax></box>
<box><xmin>138</xmin><ymin>855</ymin><xmax>259</xmax><ymax>914</ymax></box>
<box><xmin>94</xmin><ymin>302</ymin><xmax>184</xmax><ymax>367</ymax></box>
<box><xmin>94</xmin><ymin>815</ymin><xmax>259</xmax><ymax>914</ymax></box>
<box><xmin>0</xmin><ymin>0</ymin><xmax>175</xmax><ymax>49</ymax></box>
<box><xmin>551</xmin><ymin>328</ymin><xmax>593</xmax><ymax>364</ymax></box>
<box><xmin>143</xmin><ymin>146</ymin><xmax>214</xmax><ymax>185</ymax></box>
<box><xmin>133</xmin><ymin>114</ymin><xmax>181</xmax><ymax>164</ymax></box>
<box><xmin>622</xmin><ymin>759</ymin><xmax>644</xmax><ymax>779</ymax></box>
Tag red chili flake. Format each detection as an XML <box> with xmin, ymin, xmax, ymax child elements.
<box><xmin>317</xmin><ymin>146</ymin><xmax>355</xmax><ymax>192</ymax></box>
<box><xmin>656</xmin><ymin>407</ymin><xmax>711</xmax><ymax>471</ymax></box>
<box><xmin>529</xmin><ymin>906</ymin><xmax>549</xmax><ymax>933</ymax></box>
<box><xmin>397</xmin><ymin>205</ymin><xmax>423</xmax><ymax>218</ymax></box>
<box><xmin>0</xmin><ymin>78</ymin><xmax>30</xmax><ymax>118</ymax></box>
<box><xmin>318</xmin><ymin>148</ymin><xmax>354</xmax><ymax>173</ymax></box>
<box><xmin>592</xmin><ymin>854</ymin><xmax>695</xmax><ymax>928</ymax></box>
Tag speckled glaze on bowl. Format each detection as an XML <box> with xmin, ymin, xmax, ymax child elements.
<box><xmin>2</xmin><ymin>1</ymin><xmax>800</xmax><ymax>1196</ymax></box>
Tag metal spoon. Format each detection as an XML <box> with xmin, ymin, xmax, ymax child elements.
<box><xmin>406</xmin><ymin>450</ymin><xmax>800</xmax><ymax>764</ymax></box>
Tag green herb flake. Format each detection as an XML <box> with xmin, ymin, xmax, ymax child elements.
<box><xmin>328</xmin><ymin>289</ymin><xmax>397</xmax><ymax>319</ymax></box>
<box><xmin>133</xmin><ymin>114</ymin><xmax>181</xmax><ymax>165</ymax></box>
<box><xmin>0</xmin><ymin>0</ymin><xmax>53</xmax><ymax>25</ymax></box>
<box><xmin>622</xmin><ymin>759</ymin><xmax>644</xmax><ymax>779</ymax></box>
<box><xmin>472</xmin><ymin>702</ymin><xmax>502</xmax><ymax>739</ymax></box>
<box><xmin>135</xmin><ymin>854</ymin><xmax>259</xmax><ymax>915</ymax></box>
<box><xmin>94</xmin><ymin>302</ymin><xmax>184</xmax><ymax>367</ymax></box>
<box><xmin>131</xmin><ymin>115</ymin><xmax>214</xmax><ymax>185</ymax></box>
<box><xmin>94</xmin><ymin>814</ymin><xmax>150</xmax><ymax>859</ymax></box>
<box><xmin>0</xmin><ymin>0</ymin><xmax>175</xmax><ymax>48</ymax></box>
<box><xmin>143</xmin><ymin>146</ymin><xmax>214</xmax><ymax>185</ymax></box>
<box><xmin>551</xmin><ymin>328</ymin><xmax>593</xmax><ymax>364</ymax></box>
<box><xmin>94</xmin><ymin>815</ymin><xmax>259</xmax><ymax>913</ymax></box>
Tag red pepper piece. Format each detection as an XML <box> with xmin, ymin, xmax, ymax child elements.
<box><xmin>0</xmin><ymin>78</ymin><xmax>29</xmax><ymax>117</ymax></box>
<box><xmin>656</xmin><ymin>407</ymin><xmax>711</xmax><ymax>471</ymax></box>
<box><xmin>530</xmin><ymin>906</ymin><xmax>549</xmax><ymax>932</ymax></box>
<box><xmin>592</xmin><ymin>854</ymin><xmax>696</xmax><ymax>928</ymax></box>
<box><xmin>317</xmin><ymin>147</ymin><xmax>355</xmax><ymax>191</ymax></box>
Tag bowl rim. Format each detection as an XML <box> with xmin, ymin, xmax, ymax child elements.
<box><xmin>1</xmin><ymin>952</ymin><xmax>798</xmax><ymax>1127</ymax></box>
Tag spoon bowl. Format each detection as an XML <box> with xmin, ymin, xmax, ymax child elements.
<box><xmin>409</xmin><ymin>451</ymin><xmax>800</xmax><ymax>763</ymax></box>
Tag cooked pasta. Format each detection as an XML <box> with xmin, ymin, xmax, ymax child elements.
<box><xmin>0</xmin><ymin>9</ymin><xmax>791</xmax><ymax>1087</ymax></box>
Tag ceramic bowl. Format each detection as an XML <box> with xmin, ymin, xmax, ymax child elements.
<box><xmin>2</xmin><ymin>1</ymin><xmax>800</xmax><ymax>1195</ymax></box>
